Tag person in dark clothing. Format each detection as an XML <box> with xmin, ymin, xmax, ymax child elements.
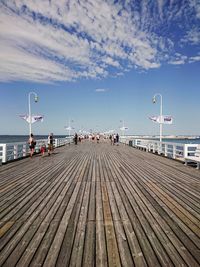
<box><xmin>74</xmin><ymin>133</ymin><xmax>78</xmax><ymax>145</ymax></box>
<box><xmin>28</xmin><ymin>133</ymin><xmax>36</xmax><ymax>158</ymax></box>
<box><xmin>116</xmin><ymin>133</ymin><xmax>119</xmax><ymax>144</ymax></box>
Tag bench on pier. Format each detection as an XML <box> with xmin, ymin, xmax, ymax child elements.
<box><xmin>185</xmin><ymin>145</ymin><xmax>200</xmax><ymax>169</ymax></box>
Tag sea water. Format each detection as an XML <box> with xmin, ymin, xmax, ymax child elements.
<box><xmin>0</xmin><ymin>135</ymin><xmax>67</xmax><ymax>144</ymax></box>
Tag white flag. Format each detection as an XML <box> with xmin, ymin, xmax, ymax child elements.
<box><xmin>149</xmin><ymin>115</ymin><xmax>173</xmax><ymax>124</ymax></box>
<box><xmin>32</xmin><ymin>115</ymin><xmax>44</xmax><ymax>123</ymax></box>
<box><xmin>19</xmin><ymin>115</ymin><xmax>29</xmax><ymax>122</ymax></box>
<box><xmin>149</xmin><ymin>116</ymin><xmax>160</xmax><ymax>123</ymax></box>
<box><xmin>120</xmin><ymin>126</ymin><xmax>128</xmax><ymax>131</ymax></box>
<box><xmin>65</xmin><ymin>126</ymin><xmax>74</xmax><ymax>131</ymax></box>
<box><xmin>162</xmin><ymin>115</ymin><xmax>173</xmax><ymax>124</ymax></box>
<box><xmin>19</xmin><ymin>115</ymin><xmax>44</xmax><ymax>123</ymax></box>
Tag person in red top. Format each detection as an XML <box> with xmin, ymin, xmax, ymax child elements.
<box><xmin>40</xmin><ymin>142</ymin><xmax>46</xmax><ymax>157</ymax></box>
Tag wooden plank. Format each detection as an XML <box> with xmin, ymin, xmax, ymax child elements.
<box><xmin>0</xmin><ymin>154</ymin><xmax>85</xmax><ymax>266</ymax></box>
<box><xmin>69</xmin><ymin>183</ymin><xmax>91</xmax><ymax>267</ymax></box>
<box><xmin>111</xmin><ymin>147</ymin><xmax>200</xmax><ymax>265</ymax></box>
<box><xmin>42</xmin><ymin>159</ymin><xmax>89</xmax><ymax>267</ymax></box>
<box><xmin>99</xmin><ymin>155</ymin><xmax>121</xmax><ymax>267</ymax></box>
<box><xmin>95</xmin><ymin>156</ymin><xmax>108</xmax><ymax>267</ymax></box>
<box><xmin>28</xmin><ymin>159</ymin><xmax>84</xmax><ymax>267</ymax></box>
<box><xmin>82</xmin><ymin>157</ymin><xmax>96</xmax><ymax>267</ymax></box>
<box><xmin>55</xmin><ymin>157</ymin><xmax>89</xmax><ymax>267</ymax></box>
<box><xmin>105</xmin><ymin>154</ymin><xmax>148</xmax><ymax>267</ymax></box>
<box><xmin>106</xmin><ymin>153</ymin><xmax>165</xmax><ymax>267</ymax></box>
<box><xmin>0</xmin><ymin>155</ymin><xmax>79</xmax><ymax>245</ymax></box>
<box><xmin>102</xmin><ymin>154</ymin><xmax>135</xmax><ymax>267</ymax></box>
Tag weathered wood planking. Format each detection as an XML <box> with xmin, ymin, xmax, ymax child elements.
<box><xmin>0</xmin><ymin>141</ymin><xmax>200</xmax><ymax>267</ymax></box>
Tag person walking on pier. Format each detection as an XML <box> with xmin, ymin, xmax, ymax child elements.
<box><xmin>40</xmin><ymin>142</ymin><xmax>46</xmax><ymax>157</ymax></box>
<box><xmin>96</xmin><ymin>134</ymin><xmax>100</xmax><ymax>143</ymax></box>
<box><xmin>74</xmin><ymin>133</ymin><xmax>78</xmax><ymax>145</ymax></box>
<box><xmin>28</xmin><ymin>133</ymin><xmax>36</xmax><ymax>158</ymax></box>
<box><xmin>116</xmin><ymin>133</ymin><xmax>119</xmax><ymax>145</ymax></box>
<box><xmin>109</xmin><ymin>134</ymin><xmax>112</xmax><ymax>145</ymax></box>
<box><xmin>48</xmin><ymin>133</ymin><xmax>54</xmax><ymax>155</ymax></box>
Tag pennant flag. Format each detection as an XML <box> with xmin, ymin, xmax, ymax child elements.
<box><xmin>19</xmin><ymin>115</ymin><xmax>29</xmax><ymax>122</ymax></box>
<box><xmin>120</xmin><ymin>126</ymin><xmax>128</xmax><ymax>131</ymax></box>
<box><xmin>65</xmin><ymin>126</ymin><xmax>74</xmax><ymax>131</ymax></box>
<box><xmin>149</xmin><ymin>116</ymin><xmax>160</xmax><ymax>123</ymax></box>
<box><xmin>162</xmin><ymin>115</ymin><xmax>173</xmax><ymax>124</ymax></box>
<box><xmin>32</xmin><ymin>115</ymin><xmax>44</xmax><ymax>123</ymax></box>
<box><xmin>19</xmin><ymin>115</ymin><xmax>44</xmax><ymax>123</ymax></box>
<box><xmin>149</xmin><ymin>115</ymin><xmax>173</xmax><ymax>124</ymax></box>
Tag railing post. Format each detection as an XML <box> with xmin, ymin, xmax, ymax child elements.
<box><xmin>158</xmin><ymin>142</ymin><xmax>161</xmax><ymax>155</ymax></box>
<box><xmin>183</xmin><ymin>144</ymin><xmax>188</xmax><ymax>158</ymax></box>
<box><xmin>165</xmin><ymin>144</ymin><xmax>167</xmax><ymax>157</ymax></box>
<box><xmin>23</xmin><ymin>144</ymin><xmax>27</xmax><ymax>157</ymax></box>
<box><xmin>2</xmin><ymin>144</ymin><xmax>7</xmax><ymax>163</ymax></box>
<box><xmin>172</xmin><ymin>145</ymin><xmax>176</xmax><ymax>159</ymax></box>
<box><xmin>14</xmin><ymin>145</ymin><xmax>18</xmax><ymax>159</ymax></box>
<box><xmin>135</xmin><ymin>139</ymin><xmax>138</xmax><ymax>148</ymax></box>
<box><xmin>54</xmin><ymin>139</ymin><xmax>58</xmax><ymax>148</ymax></box>
<box><xmin>148</xmin><ymin>143</ymin><xmax>151</xmax><ymax>152</ymax></box>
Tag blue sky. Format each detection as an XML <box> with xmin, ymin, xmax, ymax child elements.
<box><xmin>0</xmin><ymin>0</ymin><xmax>200</xmax><ymax>135</ymax></box>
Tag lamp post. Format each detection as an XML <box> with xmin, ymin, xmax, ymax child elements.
<box><xmin>120</xmin><ymin>120</ymin><xmax>124</xmax><ymax>136</ymax></box>
<box><xmin>152</xmin><ymin>93</ymin><xmax>163</xmax><ymax>142</ymax></box>
<box><xmin>65</xmin><ymin>119</ymin><xmax>74</xmax><ymax>144</ymax></box>
<box><xmin>28</xmin><ymin>92</ymin><xmax>38</xmax><ymax>136</ymax></box>
<box><xmin>68</xmin><ymin>119</ymin><xmax>72</xmax><ymax>137</ymax></box>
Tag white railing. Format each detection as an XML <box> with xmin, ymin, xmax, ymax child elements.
<box><xmin>120</xmin><ymin>137</ymin><xmax>199</xmax><ymax>161</ymax></box>
<box><xmin>0</xmin><ymin>137</ymin><xmax>73</xmax><ymax>164</ymax></box>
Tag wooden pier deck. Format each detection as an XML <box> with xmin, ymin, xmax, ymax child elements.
<box><xmin>0</xmin><ymin>141</ymin><xmax>200</xmax><ymax>267</ymax></box>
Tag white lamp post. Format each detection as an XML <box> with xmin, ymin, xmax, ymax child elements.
<box><xmin>28</xmin><ymin>92</ymin><xmax>38</xmax><ymax>136</ymax></box>
<box><xmin>65</xmin><ymin>119</ymin><xmax>74</xmax><ymax>144</ymax></box>
<box><xmin>152</xmin><ymin>93</ymin><xmax>163</xmax><ymax>142</ymax></box>
<box><xmin>120</xmin><ymin>120</ymin><xmax>125</xmax><ymax>137</ymax></box>
<box><xmin>68</xmin><ymin>119</ymin><xmax>73</xmax><ymax>137</ymax></box>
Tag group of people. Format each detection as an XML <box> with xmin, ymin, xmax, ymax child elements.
<box><xmin>28</xmin><ymin>133</ymin><xmax>54</xmax><ymax>158</ymax></box>
<box><xmin>74</xmin><ymin>133</ymin><xmax>101</xmax><ymax>144</ymax></box>
<box><xmin>28</xmin><ymin>131</ymin><xmax>120</xmax><ymax>158</ymax></box>
<box><xmin>74</xmin><ymin>132</ymin><xmax>119</xmax><ymax>145</ymax></box>
<box><xmin>109</xmin><ymin>133</ymin><xmax>119</xmax><ymax>145</ymax></box>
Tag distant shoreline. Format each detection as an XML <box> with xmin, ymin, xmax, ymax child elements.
<box><xmin>126</xmin><ymin>135</ymin><xmax>200</xmax><ymax>140</ymax></box>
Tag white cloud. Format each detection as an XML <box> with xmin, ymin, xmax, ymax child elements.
<box><xmin>102</xmin><ymin>57</ymin><xmax>120</xmax><ymax>67</ymax></box>
<box><xmin>189</xmin><ymin>0</ymin><xmax>200</xmax><ymax>19</ymax></box>
<box><xmin>95</xmin><ymin>88</ymin><xmax>107</xmax><ymax>93</ymax></box>
<box><xmin>189</xmin><ymin>55</ymin><xmax>200</xmax><ymax>63</ymax></box>
<box><xmin>168</xmin><ymin>53</ymin><xmax>187</xmax><ymax>65</ymax></box>
<box><xmin>169</xmin><ymin>60</ymin><xmax>185</xmax><ymax>65</ymax></box>
<box><xmin>182</xmin><ymin>28</ymin><xmax>200</xmax><ymax>45</ymax></box>
<box><xmin>0</xmin><ymin>0</ymin><xmax>199</xmax><ymax>83</ymax></box>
